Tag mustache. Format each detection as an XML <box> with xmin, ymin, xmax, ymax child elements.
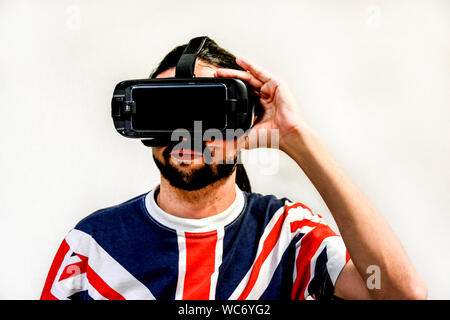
<box><xmin>162</xmin><ymin>140</ymin><xmax>213</xmax><ymax>160</ymax></box>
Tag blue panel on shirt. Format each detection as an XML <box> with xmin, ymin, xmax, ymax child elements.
<box><xmin>74</xmin><ymin>193</ymin><xmax>179</xmax><ymax>300</ymax></box>
<box><xmin>216</xmin><ymin>192</ymin><xmax>288</xmax><ymax>300</ymax></box>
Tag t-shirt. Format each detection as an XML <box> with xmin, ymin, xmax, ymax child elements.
<box><xmin>40</xmin><ymin>185</ymin><xmax>349</xmax><ymax>300</ymax></box>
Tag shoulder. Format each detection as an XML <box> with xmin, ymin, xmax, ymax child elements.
<box><xmin>244</xmin><ymin>191</ymin><xmax>324</xmax><ymax>222</ymax></box>
<box><xmin>243</xmin><ymin>191</ymin><xmax>336</xmax><ymax>238</ymax></box>
<box><xmin>243</xmin><ymin>191</ymin><xmax>288</xmax><ymax>218</ymax></box>
<box><xmin>73</xmin><ymin>192</ymin><xmax>148</xmax><ymax>236</ymax></box>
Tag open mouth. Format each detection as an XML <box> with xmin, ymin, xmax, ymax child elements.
<box><xmin>170</xmin><ymin>148</ymin><xmax>204</xmax><ymax>162</ymax></box>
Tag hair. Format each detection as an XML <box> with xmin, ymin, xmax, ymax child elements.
<box><xmin>150</xmin><ymin>38</ymin><xmax>252</xmax><ymax>193</ymax></box>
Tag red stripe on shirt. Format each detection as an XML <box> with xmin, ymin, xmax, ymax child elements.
<box><xmin>285</xmin><ymin>202</ymin><xmax>304</xmax><ymax>213</ymax></box>
<box><xmin>70</xmin><ymin>253</ymin><xmax>125</xmax><ymax>300</ymax></box>
<box><xmin>286</xmin><ymin>202</ymin><xmax>324</xmax><ymax>234</ymax></box>
<box><xmin>237</xmin><ymin>210</ymin><xmax>288</xmax><ymax>300</ymax></box>
<box><xmin>40</xmin><ymin>239</ymin><xmax>70</xmax><ymax>300</ymax></box>
<box><xmin>286</xmin><ymin>202</ymin><xmax>314</xmax><ymax>216</ymax></box>
<box><xmin>290</xmin><ymin>219</ymin><xmax>322</xmax><ymax>233</ymax></box>
<box><xmin>183</xmin><ymin>230</ymin><xmax>218</xmax><ymax>300</ymax></box>
<box><xmin>58</xmin><ymin>254</ymin><xmax>88</xmax><ymax>282</ymax></box>
<box><xmin>291</xmin><ymin>225</ymin><xmax>336</xmax><ymax>300</ymax></box>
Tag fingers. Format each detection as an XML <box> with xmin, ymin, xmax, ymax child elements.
<box><xmin>215</xmin><ymin>56</ymin><xmax>274</xmax><ymax>90</ymax></box>
<box><xmin>214</xmin><ymin>68</ymin><xmax>264</xmax><ymax>89</ymax></box>
<box><xmin>235</xmin><ymin>56</ymin><xmax>272</xmax><ymax>83</ymax></box>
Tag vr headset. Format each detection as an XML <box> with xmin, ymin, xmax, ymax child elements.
<box><xmin>111</xmin><ymin>36</ymin><xmax>261</xmax><ymax>147</ymax></box>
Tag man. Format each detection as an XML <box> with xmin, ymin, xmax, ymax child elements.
<box><xmin>41</xmin><ymin>38</ymin><xmax>427</xmax><ymax>300</ymax></box>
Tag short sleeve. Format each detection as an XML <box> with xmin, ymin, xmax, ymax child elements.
<box><xmin>40</xmin><ymin>231</ymin><xmax>90</xmax><ymax>300</ymax></box>
<box><xmin>287</xmin><ymin>202</ymin><xmax>350</xmax><ymax>300</ymax></box>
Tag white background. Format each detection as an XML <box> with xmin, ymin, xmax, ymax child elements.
<box><xmin>0</xmin><ymin>0</ymin><xmax>449</xmax><ymax>299</ymax></box>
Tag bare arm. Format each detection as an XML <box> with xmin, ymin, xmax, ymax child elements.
<box><xmin>215</xmin><ymin>57</ymin><xmax>427</xmax><ymax>299</ymax></box>
<box><xmin>284</xmin><ymin>122</ymin><xmax>427</xmax><ymax>299</ymax></box>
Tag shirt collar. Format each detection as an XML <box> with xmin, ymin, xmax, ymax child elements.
<box><xmin>144</xmin><ymin>184</ymin><xmax>245</xmax><ymax>233</ymax></box>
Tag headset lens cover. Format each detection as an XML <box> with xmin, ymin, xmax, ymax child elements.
<box><xmin>131</xmin><ymin>83</ymin><xmax>227</xmax><ymax>132</ymax></box>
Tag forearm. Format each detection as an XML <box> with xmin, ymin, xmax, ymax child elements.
<box><xmin>282</xmin><ymin>124</ymin><xmax>427</xmax><ymax>299</ymax></box>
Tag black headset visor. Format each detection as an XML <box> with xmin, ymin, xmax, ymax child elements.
<box><xmin>111</xmin><ymin>37</ymin><xmax>261</xmax><ymax>147</ymax></box>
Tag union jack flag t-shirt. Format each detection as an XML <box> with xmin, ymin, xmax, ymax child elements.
<box><xmin>41</xmin><ymin>185</ymin><xmax>350</xmax><ymax>300</ymax></box>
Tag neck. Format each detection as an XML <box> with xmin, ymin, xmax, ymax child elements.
<box><xmin>156</xmin><ymin>173</ymin><xmax>237</xmax><ymax>219</ymax></box>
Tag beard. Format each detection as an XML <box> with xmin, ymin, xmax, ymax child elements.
<box><xmin>153</xmin><ymin>143</ymin><xmax>237</xmax><ymax>191</ymax></box>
